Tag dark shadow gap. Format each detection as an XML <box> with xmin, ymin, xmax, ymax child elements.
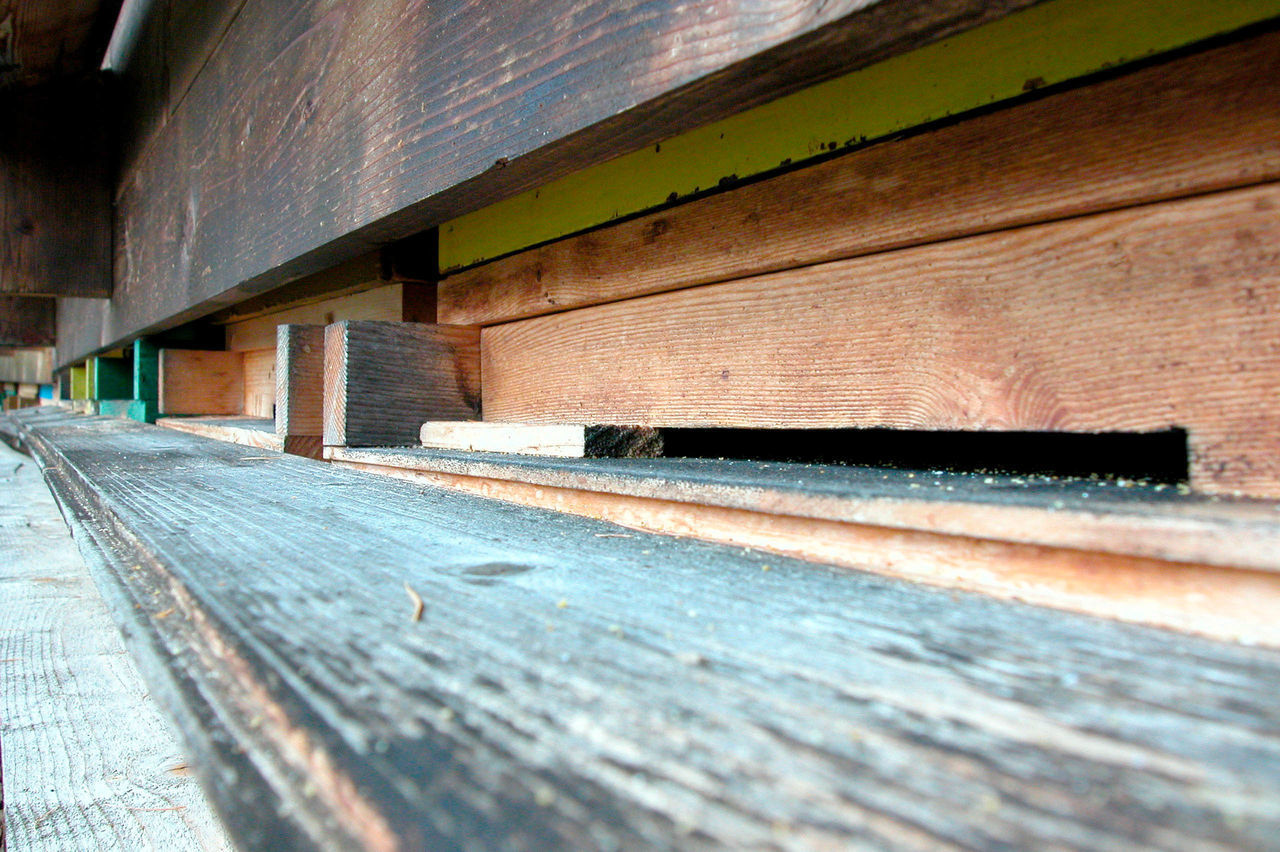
<box><xmin>652</xmin><ymin>428</ymin><xmax>1189</xmax><ymax>484</ymax></box>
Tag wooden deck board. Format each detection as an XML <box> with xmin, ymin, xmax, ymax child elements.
<box><xmin>0</xmin><ymin>440</ymin><xmax>230</xmax><ymax>851</ymax></box>
<box><xmin>6</xmin><ymin>409</ymin><xmax>1280</xmax><ymax>849</ymax></box>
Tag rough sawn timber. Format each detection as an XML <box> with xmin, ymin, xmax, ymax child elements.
<box><xmin>439</xmin><ymin>28</ymin><xmax>1280</xmax><ymax>325</ymax></box>
<box><xmin>7</xmin><ymin>408</ymin><xmax>1280</xmax><ymax>850</ymax></box>
<box><xmin>481</xmin><ymin>182</ymin><xmax>1280</xmax><ymax>498</ymax></box>
<box><xmin>56</xmin><ymin>0</ymin><xmax>1053</xmax><ymax>364</ymax></box>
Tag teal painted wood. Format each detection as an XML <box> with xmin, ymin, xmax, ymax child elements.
<box><xmin>134</xmin><ymin>339</ymin><xmax>159</xmax><ymax>403</ymax></box>
<box><xmin>90</xmin><ymin>356</ymin><xmax>132</xmax><ymax>400</ymax></box>
<box><xmin>96</xmin><ymin>399</ymin><xmax>156</xmax><ymax>423</ymax></box>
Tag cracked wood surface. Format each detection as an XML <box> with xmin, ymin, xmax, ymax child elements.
<box><xmin>6</xmin><ymin>409</ymin><xmax>1280</xmax><ymax>850</ymax></box>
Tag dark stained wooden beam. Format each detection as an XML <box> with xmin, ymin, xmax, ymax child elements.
<box><xmin>0</xmin><ymin>294</ymin><xmax>54</xmax><ymax>345</ymax></box>
<box><xmin>57</xmin><ymin>0</ymin><xmax>1051</xmax><ymax>364</ymax></box>
<box><xmin>0</xmin><ymin>77</ymin><xmax>112</xmax><ymax>297</ymax></box>
<box><xmin>7</xmin><ymin>407</ymin><xmax>1280</xmax><ymax>850</ymax></box>
<box><xmin>0</xmin><ymin>0</ymin><xmax>122</xmax><ymax>89</ymax></box>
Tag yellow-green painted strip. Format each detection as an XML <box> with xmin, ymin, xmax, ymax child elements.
<box><xmin>440</xmin><ymin>0</ymin><xmax>1280</xmax><ymax>271</ymax></box>
<box><xmin>70</xmin><ymin>366</ymin><xmax>88</xmax><ymax>400</ymax></box>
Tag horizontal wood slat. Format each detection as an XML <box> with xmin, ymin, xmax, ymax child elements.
<box><xmin>481</xmin><ymin>183</ymin><xmax>1280</xmax><ymax>497</ymax></box>
<box><xmin>440</xmin><ymin>29</ymin><xmax>1280</xmax><ymax>325</ymax></box>
<box><xmin>60</xmin><ymin>0</ymin><xmax>1051</xmax><ymax>365</ymax></box>
<box><xmin>0</xmin><ymin>296</ymin><xmax>55</xmax><ymax>346</ymax></box>
<box><xmin>9</xmin><ymin>408</ymin><xmax>1280</xmax><ymax>850</ymax></box>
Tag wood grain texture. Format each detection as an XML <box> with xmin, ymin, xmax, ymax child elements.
<box><xmin>440</xmin><ymin>29</ymin><xmax>1280</xmax><ymax>325</ymax></box>
<box><xmin>0</xmin><ymin>346</ymin><xmax>50</xmax><ymax>383</ymax></box>
<box><xmin>0</xmin><ymin>0</ymin><xmax>120</xmax><ymax>88</ymax></box>
<box><xmin>0</xmin><ymin>296</ymin><xmax>54</xmax><ymax>345</ymax></box>
<box><xmin>332</xmin><ymin>454</ymin><xmax>1280</xmax><ymax>646</ymax></box>
<box><xmin>59</xmin><ymin>0</ymin><xmax>1052</xmax><ymax>364</ymax></box>
<box><xmin>157</xmin><ymin>350</ymin><xmax>243</xmax><ymax>416</ymax></box>
<box><xmin>226</xmin><ymin>283</ymin><xmax>417</xmax><ymax>352</ymax></box>
<box><xmin>0</xmin><ymin>439</ymin><xmax>231</xmax><ymax>851</ymax></box>
<box><xmin>0</xmin><ymin>79</ymin><xmax>111</xmax><ymax>297</ymax></box>
<box><xmin>276</xmin><ymin>324</ymin><xmax>324</xmax><ymax>442</ymax></box>
<box><xmin>483</xmin><ymin>182</ymin><xmax>1280</xmax><ymax>497</ymax></box>
<box><xmin>323</xmin><ymin>321</ymin><xmax>480</xmax><ymax>447</ymax></box>
<box><xmin>157</xmin><ymin>416</ymin><xmax>286</xmax><ymax>454</ymax></box>
<box><xmin>9</xmin><ymin>408</ymin><xmax>1280</xmax><ymax>850</ymax></box>
<box><xmin>240</xmin><ymin>348</ymin><xmax>275</xmax><ymax>419</ymax></box>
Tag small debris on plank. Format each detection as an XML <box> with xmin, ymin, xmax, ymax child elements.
<box><xmin>404</xmin><ymin>582</ymin><xmax>425</xmax><ymax>622</ymax></box>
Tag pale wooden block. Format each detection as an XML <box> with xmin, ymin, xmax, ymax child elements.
<box><xmin>421</xmin><ymin>421</ymin><xmax>587</xmax><ymax>456</ymax></box>
<box><xmin>158</xmin><ymin>349</ymin><xmax>244</xmax><ymax>416</ymax></box>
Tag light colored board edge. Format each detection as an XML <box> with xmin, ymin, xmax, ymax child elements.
<box><xmin>157</xmin><ymin>416</ymin><xmax>284</xmax><ymax>453</ymax></box>
<box><xmin>420</xmin><ymin>421</ymin><xmax>586</xmax><ymax>456</ymax></box>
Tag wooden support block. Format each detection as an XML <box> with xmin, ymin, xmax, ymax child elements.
<box><xmin>276</xmin><ymin>325</ymin><xmax>324</xmax><ymax>442</ymax></box>
<box><xmin>241</xmin><ymin>348</ymin><xmax>276</xmax><ymax>418</ymax></box>
<box><xmin>0</xmin><ymin>296</ymin><xmax>56</xmax><ymax>346</ymax></box>
<box><xmin>440</xmin><ymin>30</ymin><xmax>1280</xmax><ymax>326</ymax></box>
<box><xmin>90</xmin><ymin>355</ymin><xmax>132</xmax><ymax>399</ymax></box>
<box><xmin>323</xmin><ymin>321</ymin><xmax>480</xmax><ymax>447</ymax></box>
<box><xmin>133</xmin><ymin>338</ymin><xmax>159</xmax><ymax>403</ymax></box>
<box><xmin>419</xmin><ymin>422</ymin><xmax>661</xmax><ymax>458</ymax></box>
<box><xmin>482</xmin><ymin>183</ymin><xmax>1280</xmax><ymax>498</ymax></box>
<box><xmin>158</xmin><ymin>350</ymin><xmax>244</xmax><ymax>416</ymax></box>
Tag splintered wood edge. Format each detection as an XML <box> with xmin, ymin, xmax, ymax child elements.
<box><xmin>158</xmin><ymin>417</ymin><xmax>284</xmax><ymax>454</ymax></box>
<box><xmin>328</xmin><ymin>452</ymin><xmax>1280</xmax><ymax>647</ymax></box>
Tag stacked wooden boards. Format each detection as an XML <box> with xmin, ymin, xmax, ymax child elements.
<box><xmin>438</xmin><ymin>29</ymin><xmax>1280</xmax><ymax>498</ymax></box>
<box><xmin>8</xmin><ymin>407</ymin><xmax>1280</xmax><ymax>850</ymax></box>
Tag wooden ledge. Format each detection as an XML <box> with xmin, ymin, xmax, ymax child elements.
<box><xmin>10</xmin><ymin>408</ymin><xmax>1280</xmax><ymax>849</ymax></box>
<box><xmin>327</xmin><ymin>446</ymin><xmax>1280</xmax><ymax>645</ymax></box>
<box><xmin>158</xmin><ymin>416</ymin><xmax>321</xmax><ymax>459</ymax></box>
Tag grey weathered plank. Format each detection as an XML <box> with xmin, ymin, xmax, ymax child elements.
<box><xmin>323</xmin><ymin>321</ymin><xmax>480</xmax><ymax>447</ymax></box>
<box><xmin>7</xmin><ymin>408</ymin><xmax>1280</xmax><ymax>850</ymax></box>
<box><xmin>0</xmin><ymin>439</ymin><xmax>230</xmax><ymax>851</ymax></box>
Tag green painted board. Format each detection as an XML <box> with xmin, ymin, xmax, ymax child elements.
<box><xmin>134</xmin><ymin>338</ymin><xmax>159</xmax><ymax>403</ymax></box>
<box><xmin>439</xmin><ymin>0</ymin><xmax>1280</xmax><ymax>270</ymax></box>
<box><xmin>96</xmin><ymin>399</ymin><xmax>157</xmax><ymax>423</ymax></box>
<box><xmin>70</xmin><ymin>366</ymin><xmax>88</xmax><ymax>401</ymax></box>
<box><xmin>91</xmin><ymin>356</ymin><xmax>133</xmax><ymax>400</ymax></box>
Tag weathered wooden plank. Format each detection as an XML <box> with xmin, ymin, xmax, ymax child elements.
<box><xmin>59</xmin><ymin>0</ymin><xmax>1074</xmax><ymax>364</ymax></box>
<box><xmin>0</xmin><ymin>346</ymin><xmax>50</xmax><ymax>383</ymax></box>
<box><xmin>0</xmin><ymin>78</ymin><xmax>111</xmax><ymax>297</ymax></box>
<box><xmin>9</xmin><ymin>408</ymin><xmax>1280</xmax><ymax>850</ymax></box>
<box><xmin>323</xmin><ymin>321</ymin><xmax>480</xmax><ymax>447</ymax></box>
<box><xmin>482</xmin><ymin>182</ymin><xmax>1280</xmax><ymax>497</ymax></box>
<box><xmin>158</xmin><ymin>350</ymin><xmax>243</xmax><ymax>416</ymax></box>
<box><xmin>275</xmin><ymin>324</ymin><xmax>323</xmax><ymax>445</ymax></box>
<box><xmin>0</xmin><ymin>295</ymin><xmax>54</xmax><ymax>345</ymax></box>
<box><xmin>157</xmin><ymin>416</ymin><xmax>285</xmax><ymax>454</ymax></box>
<box><xmin>0</xmin><ymin>439</ymin><xmax>231</xmax><ymax>851</ymax></box>
<box><xmin>441</xmin><ymin>28</ymin><xmax>1280</xmax><ymax>325</ymax></box>
<box><xmin>330</xmin><ymin>445</ymin><xmax>1280</xmax><ymax>644</ymax></box>
<box><xmin>437</xmin><ymin>0</ymin><xmax>1280</xmax><ymax>271</ymax></box>
<box><xmin>0</xmin><ymin>0</ymin><xmax>120</xmax><ymax>88</ymax></box>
